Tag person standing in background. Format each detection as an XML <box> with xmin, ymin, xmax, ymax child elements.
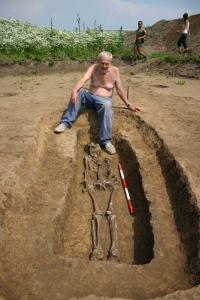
<box><xmin>177</xmin><ymin>13</ymin><xmax>190</xmax><ymax>53</ymax></box>
<box><xmin>131</xmin><ymin>20</ymin><xmax>148</xmax><ymax>66</ymax></box>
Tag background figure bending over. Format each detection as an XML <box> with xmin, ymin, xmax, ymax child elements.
<box><xmin>131</xmin><ymin>20</ymin><xmax>148</xmax><ymax>66</ymax></box>
<box><xmin>177</xmin><ymin>13</ymin><xmax>190</xmax><ymax>53</ymax></box>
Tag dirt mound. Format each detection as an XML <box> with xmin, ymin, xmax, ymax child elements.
<box><xmin>163</xmin><ymin>13</ymin><xmax>200</xmax><ymax>49</ymax></box>
<box><xmin>125</xmin><ymin>13</ymin><xmax>200</xmax><ymax>54</ymax></box>
<box><xmin>123</xmin><ymin>13</ymin><xmax>200</xmax><ymax>79</ymax></box>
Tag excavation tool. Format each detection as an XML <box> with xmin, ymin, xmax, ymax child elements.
<box><xmin>118</xmin><ymin>163</ymin><xmax>135</xmax><ymax>216</ymax></box>
<box><xmin>127</xmin><ymin>85</ymin><xmax>130</xmax><ymax>99</ymax></box>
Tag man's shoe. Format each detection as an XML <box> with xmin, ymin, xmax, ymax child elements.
<box><xmin>54</xmin><ymin>123</ymin><xmax>67</xmax><ymax>133</ymax></box>
<box><xmin>131</xmin><ymin>60</ymin><xmax>137</xmax><ymax>66</ymax></box>
<box><xmin>104</xmin><ymin>142</ymin><xmax>116</xmax><ymax>155</ymax></box>
<box><xmin>144</xmin><ymin>56</ymin><xmax>148</xmax><ymax>62</ymax></box>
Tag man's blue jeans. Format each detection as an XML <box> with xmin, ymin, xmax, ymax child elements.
<box><xmin>60</xmin><ymin>88</ymin><xmax>113</xmax><ymax>145</ymax></box>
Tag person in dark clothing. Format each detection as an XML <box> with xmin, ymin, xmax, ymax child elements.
<box><xmin>177</xmin><ymin>13</ymin><xmax>190</xmax><ymax>53</ymax></box>
<box><xmin>131</xmin><ymin>20</ymin><xmax>148</xmax><ymax>66</ymax></box>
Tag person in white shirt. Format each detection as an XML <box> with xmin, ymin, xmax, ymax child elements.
<box><xmin>177</xmin><ymin>13</ymin><xmax>190</xmax><ymax>53</ymax></box>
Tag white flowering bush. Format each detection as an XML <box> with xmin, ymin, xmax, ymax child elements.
<box><xmin>0</xmin><ymin>18</ymin><xmax>130</xmax><ymax>60</ymax></box>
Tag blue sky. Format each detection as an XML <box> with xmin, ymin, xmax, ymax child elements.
<box><xmin>0</xmin><ymin>0</ymin><xmax>199</xmax><ymax>31</ymax></box>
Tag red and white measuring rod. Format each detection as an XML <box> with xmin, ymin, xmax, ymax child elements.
<box><xmin>118</xmin><ymin>163</ymin><xmax>135</xmax><ymax>216</ymax></box>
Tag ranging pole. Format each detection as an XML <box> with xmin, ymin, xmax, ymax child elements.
<box><xmin>127</xmin><ymin>85</ymin><xmax>130</xmax><ymax>99</ymax></box>
<box><xmin>118</xmin><ymin>163</ymin><xmax>135</xmax><ymax>216</ymax></box>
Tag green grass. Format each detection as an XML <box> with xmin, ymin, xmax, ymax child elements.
<box><xmin>175</xmin><ymin>80</ymin><xmax>186</xmax><ymax>85</ymax></box>
<box><xmin>156</xmin><ymin>52</ymin><xmax>200</xmax><ymax>65</ymax></box>
<box><xmin>158</xmin><ymin>54</ymin><xmax>178</xmax><ymax>64</ymax></box>
<box><xmin>48</xmin><ymin>60</ymin><xmax>55</xmax><ymax>66</ymax></box>
<box><xmin>148</xmin><ymin>52</ymin><xmax>163</xmax><ymax>59</ymax></box>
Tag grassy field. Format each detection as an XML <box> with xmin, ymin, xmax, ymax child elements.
<box><xmin>0</xmin><ymin>18</ymin><xmax>132</xmax><ymax>62</ymax></box>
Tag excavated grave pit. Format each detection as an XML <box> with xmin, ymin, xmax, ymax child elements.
<box><xmin>0</xmin><ymin>107</ymin><xmax>199</xmax><ymax>300</ymax></box>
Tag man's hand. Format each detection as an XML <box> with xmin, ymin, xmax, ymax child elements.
<box><xmin>70</xmin><ymin>91</ymin><xmax>79</xmax><ymax>106</ymax></box>
<box><xmin>128</xmin><ymin>105</ymin><xmax>143</xmax><ymax>112</ymax></box>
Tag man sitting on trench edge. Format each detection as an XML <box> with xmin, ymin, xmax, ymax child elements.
<box><xmin>54</xmin><ymin>51</ymin><xmax>143</xmax><ymax>155</ymax></box>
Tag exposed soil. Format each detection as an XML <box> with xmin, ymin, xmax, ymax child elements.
<box><xmin>0</xmin><ymin>13</ymin><xmax>200</xmax><ymax>300</ymax></box>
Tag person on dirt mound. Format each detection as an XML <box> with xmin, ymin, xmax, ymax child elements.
<box><xmin>177</xmin><ymin>13</ymin><xmax>191</xmax><ymax>53</ymax></box>
<box><xmin>131</xmin><ymin>20</ymin><xmax>148</xmax><ymax>66</ymax></box>
<box><xmin>54</xmin><ymin>51</ymin><xmax>142</xmax><ymax>155</ymax></box>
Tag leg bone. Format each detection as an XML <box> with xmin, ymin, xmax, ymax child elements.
<box><xmin>88</xmin><ymin>187</ymin><xmax>104</xmax><ymax>261</ymax></box>
<box><xmin>107</xmin><ymin>186</ymin><xmax>120</xmax><ymax>262</ymax></box>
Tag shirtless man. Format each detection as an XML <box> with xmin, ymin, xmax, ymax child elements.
<box><xmin>54</xmin><ymin>51</ymin><xmax>142</xmax><ymax>155</ymax></box>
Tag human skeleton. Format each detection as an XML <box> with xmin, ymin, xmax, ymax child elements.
<box><xmin>82</xmin><ymin>142</ymin><xmax>120</xmax><ymax>262</ymax></box>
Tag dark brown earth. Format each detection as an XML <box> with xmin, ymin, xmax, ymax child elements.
<box><xmin>0</xmin><ymin>13</ymin><xmax>200</xmax><ymax>300</ymax></box>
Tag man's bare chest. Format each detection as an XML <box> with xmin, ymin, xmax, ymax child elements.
<box><xmin>91</xmin><ymin>72</ymin><xmax>115</xmax><ymax>89</ymax></box>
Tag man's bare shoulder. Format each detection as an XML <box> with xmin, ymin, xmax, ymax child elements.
<box><xmin>83</xmin><ymin>64</ymin><xmax>98</xmax><ymax>78</ymax></box>
<box><xmin>87</xmin><ymin>63</ymin><xmax>98</xmax><ymax>70</ymax></box>
<box><xmin>109</xmin><ymin>64</ymin><xmax>120</xmax><ymax>74</ymax></box>
<box><xmin>86</xmin><ymin>63</ymin><xmax>99</xmax><ymax>73</ymax></box>
<box><xmin>110</xmin><ymin>64</ymin><xmax>118</xmax><ymax>70</ymax></box>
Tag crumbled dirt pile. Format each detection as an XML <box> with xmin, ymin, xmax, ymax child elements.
<box><xmin>124</xmin><ymin>13</ymin><xmax>200</xmax><ymax>79</ymax></box>
<box><xmin>162</xmin><ymin>13</ymin><xmax>200</xmax><ymax>49</ymax></box>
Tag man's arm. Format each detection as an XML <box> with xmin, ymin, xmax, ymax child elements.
<box><xmin>137</xmin><ymin>34</ymin><xmax>147</xmax><ymax>41</ymax></box>
<box><xmin>115</xmin><ymin>68</ymin><xmax>142</xmax><ymax>112</ymax></box>
<box><xmin>70</xmin><ymin>64</ymin><xmax>95</xmax><ymax>106</ymax></box>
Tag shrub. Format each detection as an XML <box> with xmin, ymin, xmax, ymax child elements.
<box><xmin>0</xmin><ymin>18</ymin><xmax>129</xmax><ymax>61</ymax></box>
